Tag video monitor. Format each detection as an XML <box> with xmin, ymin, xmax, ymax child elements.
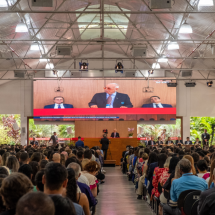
<box><xmin>33</xmin><ymin>79</ymin><xmax>176</xmax><ymax>121</ymax></box>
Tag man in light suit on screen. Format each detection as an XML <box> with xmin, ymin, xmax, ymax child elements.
<box><xmin>142</xmin><ymin>96</ymin><xmax>172</xmax><ymax>108</ymax></box>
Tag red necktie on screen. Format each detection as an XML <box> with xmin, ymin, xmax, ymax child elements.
<box><xmin>107</xmin><ymin>95</ymin><xmax>112</xmax><ymax>105</ymax></box>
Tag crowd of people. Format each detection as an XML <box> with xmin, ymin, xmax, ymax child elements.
<box><xmin>122</xmin><ymin>143</ymin><xmax>215</xmax><ymax>215</ymax></box>
<box><xmin>0</xmin><ymin>143</ymin><xmax>106</xmax><ymax>215</ymax></box>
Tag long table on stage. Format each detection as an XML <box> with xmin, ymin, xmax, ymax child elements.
<box><xmin>79</xmin><ymin>138</ymin><xmax>139</xmax><ymax>165</ymax></box>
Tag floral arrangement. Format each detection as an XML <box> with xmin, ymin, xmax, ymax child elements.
<box><xmin>128</xmin><ymin>127</ymin><xmax>134</xmax><ymax>137</ymax></box>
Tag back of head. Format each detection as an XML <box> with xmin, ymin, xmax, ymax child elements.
<box><xmin>179</xmin><ymin>158</ymin><xmax>192</xmax><ymax>174</ymax></box>
<box><xmin>0</xmin><ymin>167</ymin><xmax>9</xmax><ymax>176</ymax></box>
<box><xmin>197</xmin><ymin>160</ymin><xmax>208</xmax><ymax>172</ymax></box>
<box><xmin>29</xmin><ymin>161</ymin><xmax>39</xmax><ymax>185</ymax></box>
<box><xmin>18</xmin><ymin>164</ymin><xmax>33</xmax><ymax>179</ymax></box>
<box><xmin>35</xmin><ymin>169</ymin><xmax>45</xmax><ymax>192</ymax></box>
<box><xmin>16</xmin><ymin>192</ymin><xmax>55</xmax><ymax>215</ymax></box>
<box><xmin>50</xmin><ymin>195</ymin><xmax>76</xmax><ymax>215</ymax></box>
<box><xmin>53</xmin><ymin>153</ymin><xmax>61</xmax><ymax>163</ymax></box>
<box><xmin>6</xmin><ymin>156</ymin><xmax>20</xmax><ymax>173</ymax></box>
<box><xmin>148</xmin><ymin>152</ymin><xmax>158</xmax><ymax>165</ymax></box>
<box><xmin>44</xmin><ymin>162</ymin><xmax>68</xmax><ymax>191</ymax></box>
<box><xmin>169</xmin><ymin>157</ymin><xmax>180</xmax><ymax>173</ymax></box>
<box><xmin>158</xmin><ymin>153</ymin><xmax>167</xmax><ymax>168</ymax></box>
<box><xmin>30</xmin><ymin>152</ymin><xmax>41</xmax><ymax>163</ymax></box>
<box><xmin>65</xmin><ymin>157</ymin><xmax>79</xmax><ymax>168</ymax></box>
<box><xmin>67</xmin><ymin>162</ymin><xmax>81</xmax><ymax>178</ymax></box>
<box><xmin>192</xmin><ymin>152</ymin><xmax>200</xmax><ymax>163</ymax></box>
<box><xmin>84</xmin><ymin>161</ymin><xmax>100</xmax><ymax>173</ymax></box>
<box><xmin>84</xmin><ymin>149</ymin><xmax>92</xmax><ymax>159</ymax></box>
<box><xmin>40</xmin><ymin>160</ymin><xmax>48</xmax><ymax>169</ymax></box>
<box><xmin>0</xmin><ymin>173</ymin><xmax>33</xmax><ymax>209</ymax></box>
<box><xmin>77</xmin><ymin>151</ymin><xmax>84</xmax><ymax>159</ymax></box>
<box><xmin>19</xmin><ymin>153</ymin><xmax>29</xmax><ymax>163</ymax></box>
<box><xmin>66</xmin><ymin>168</ymin><xmax>77</xmax><ymax>203</ymax></box>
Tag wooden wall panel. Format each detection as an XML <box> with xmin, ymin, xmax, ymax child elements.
<box><xmin>75</xmin><ymin>121</ymin><xmax>137</xmax><ymax>138</ymax></box>
<box><xmin>75</xmin><ymin>121</ymin><xmax>96</xmax><ymax>137</ymax></box>
<box><xmin>34</xmin><ymin>80</ymin><xmax>176</xmax><ymax>109</ymax></box>
<box><xmin>116</xmin><ymin>121</ymin><xmax>137</xmax><ymax>138</ymax></box>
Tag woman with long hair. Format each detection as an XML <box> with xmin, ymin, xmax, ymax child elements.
<box><xmin>208</xmin><ymin>160</ymin><xmax>215</xmax><ymax>188</ymax></box>
<box><xmin>6</xmin><ymin>156</ymin><xmax>20</xmax><ymax>173</ymax></box>
<box><xmin>29</xmin><ymin>161</ymin><xmax>39</xmax><ymax>185</ymax></box>
<box><xmin>2</xmin><ymin>152</ymin><xmax>10</xmax><ymax>167</ymax></box>
<box><xmin>66</xmin><ymin>168</ymin><xmax>90</xmax><ymax>215</ymax></box>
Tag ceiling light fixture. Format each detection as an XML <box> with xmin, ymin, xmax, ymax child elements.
<box><xmin>0</xmin><ymin>0</ymin><xmax>8</xmax><ymax>7</ymax></box>
<box><xmin>158</xmin><ymin>56</ymin><xmax>168</xmax><ymax>62</ymax></box>
<box><xmin>179</xmin><ymin>22</ymin><xmax>193</xmax><ymax>34</ymax></box>
<box><xmin>199</xmin><ymin>0</ymin><xmax>214</xmax><ymax>6</ymax></box>
<box><xmin>79</xmin><ymin>60</ymin><xmax>89</xmax><ymax>71</ymax></box>
<box><xmin>152</xmin><ymin>63</ymin><xmax>160</xmax><ymax>69</ymax></box>
<box><xmin>15</xmin><ymin>21</ymin><xmax>28</xmax><ymax>33</ymax></box>
<box><xmin>30</xmin><ymin>42</ymin><xmax>41</xmax><ymax>51</ymax></box>
<box><xmin>168</xmin><ymin>42</ymin><xmax>179</xmax><ymax>50</ymax></box>
<box><xmin>45</xmin><ymin>62</ymin><xmax>54</xmax><ymax>69</ymax></box>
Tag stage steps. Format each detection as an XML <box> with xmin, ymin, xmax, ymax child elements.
<box><xmin>104</xmin><ymin>160</ymin><xmax>116</xmax><ymax>167</ymax></box>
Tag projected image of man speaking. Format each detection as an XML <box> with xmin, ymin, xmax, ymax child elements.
<box><xmin>142</xmin><ymin>96</ymin><xmax>172</xmax><ymax>108</ymax></box>
<box><xmin>88</xmin><ymin>83</ymin><xmax>133</xmax><ymax>108</ymax></box>
<box><xmin>44</xmin><ymin>96</ymin><xmax>73</xmax><ymax>109</ymax></box>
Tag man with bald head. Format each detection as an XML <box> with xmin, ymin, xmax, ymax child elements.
<box><xmin>89</xmin><ymin>83</ymin><xmax>133</xmax><ymax>108</ymax></box>
<box><xmin>111</xmin><ymin>128</ymin><xmax>120</xmax><ymax>138</ymax></box>
<box><xmin>52</xmin><ymin>153</ymin><xmax>61</xmax><ymax>163</ymax></box>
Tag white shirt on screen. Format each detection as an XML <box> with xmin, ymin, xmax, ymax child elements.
<box><xmin>54</xmin><ymin>103</ymin><xmax>65</xmax><ymax>109</ymax></box>
<box><xmin>106</xmin><ymin>92</ymin><xmax>117</xmax><ymax>108</ymax></box>
<box><xmin>153</xmin><ymin>103</ymin><xmax>163</xmax><ymax>108</ymax></box>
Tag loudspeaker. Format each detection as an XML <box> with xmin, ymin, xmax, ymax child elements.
<box><xmin>22</xmin><ymin>127</ymin><xmax>26</xmax><ymax>134</ymax></box>
<box><xmin>125</xmin><ymin>72</ymin><xmax>136</xmax><ymax>77</ymax></box>
<box><xmin>56</xmin><ymin>46</ymin><xmax>72</xmax><ymax>56</ymax></box>
<box><xmin>149</xmin><ymin>0</ymin><xmax>172</xmax><ymax>9</ymax></box>
<box><xmin>14</xmin><ymin>70</ymin><xmax>25</xmax><ymax>78</ymax></box>
<box><xmin>132</xmin><ymin>45</ymin><xmax>147</xmax><ymax>57</ymax></box>
<box><xmin>32</xmin><ymin>0</ymin><xmax>53</xmax><ymax>7</ymax></box>
<box><xmin>181</xmin><ymin>70</ymin><xmax>192</xmax><ymax>77</ymax></box>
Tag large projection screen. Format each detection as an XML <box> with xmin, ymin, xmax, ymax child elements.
<box><xmin>33</xmin><ymin>79</ymin><xmax>176</xmax><ymax>121</ymax></box>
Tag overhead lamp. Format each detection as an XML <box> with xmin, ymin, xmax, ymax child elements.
<box><xmin>168</xmin><ymin>42</ymin><xmax>179</xmax><ymax>50</ymax></box>
<box><xmin>148</xmin><ymin>70</ymin><xmax>154</xmax><ymax>75</ymax></box>
<box><xmin>115</xmin><ymin>61</ymin><xmax>124</xmax><ymax>73</ymax></box>
<box><xmin>158</xmin><ymin>56</ymin><xmax>168</xmax><ymax>62</ymax></box>
<box><xmin>30</xmin><ymin>42</ymin><xmax>41</xmax><ymax>51</ymax></box>
<box><xmin>45</xmin><ymin>62</ymin><xmax>54</xmax><ymax>69</ymax></box>
<box><xmin>199</xmin><ymin>0</ymin><xmax>214</xmax><ymax>6</ymax></box>
<box><xmin>0</xmin><ymin>0</ymin><xmax>8</xmax><ymax>7</ymax></box>
<box><xmin>179</xmin><ymin>22</ymin><xmax>193</xmax><ymax>34</ymax></box>
<box><xmin>185</xmin><ymin>82</ymin><xmax>196</xmax><ymax>87</ymax></box>
<box><xmin>167</xmin><ymin>82</ymin><xmax>177</xmax><ymax>87</ymax></box>
<box><xmin>207</xmin><ymin>81</ymin><xmax>213</xmax><ymax>87</ymax></box>
<box><xmin>152</xmin><ymin>63</ymin><xmax>160</xmax><ymax>69</ymax></box>
<box><xmin>15</xmin><ymin>21</ymin><xmax>28</xmax><ymax>33</ymax></box>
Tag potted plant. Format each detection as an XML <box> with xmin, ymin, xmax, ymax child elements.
<box><xmin>128</xmin><ymin>127</ymin><xmax>134</xmax><ymax>138</ymax></box>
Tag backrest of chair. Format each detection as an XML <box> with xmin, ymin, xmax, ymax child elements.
<box><xmin>184</xmin><ymin>191</ymin><xmax>201</xmax><ymax>215</ymax></box>
<box><xmin>164</xmin><ymin>189</ymin><xmax>170</xmax><ymax>200</ymax></box>
<box><xmin>178</xmin><ymin>190</ymin><xmax>196</xmax><ymax>211</ymax></box>
<box><xmin>191</xmin><ymin>200</ymin><xmax>199</xmax><ymax>215</ymax></box>
<box><xmin>209</xmin><ymin>204</ymin><xmax>215</xmax><ymax>215</ymax></box>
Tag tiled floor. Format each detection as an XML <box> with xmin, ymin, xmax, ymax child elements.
<box><xmin>95</xmin><ymin>167</ymin><xmax>154</xmax><ymax>215</ymax></box>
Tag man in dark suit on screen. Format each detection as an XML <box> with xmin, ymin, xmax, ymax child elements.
<box><xmin>142</xmin><ymin>96</ymin><xmax>172</xmax><ymax>108</ymax></box>
<box><xmin>111</xmin><ymin>128</ymin><xmax>120</xmax><ymax>138</ymax></box>
<box><xmin>44</xmin><ymin>96</ymin><xmax>73</xmax><ymax>109</ymax></box>
<box><xmin>88</xmin><ymin>83</ymin><xmax>133</xmax><ymax>108</ymax></box>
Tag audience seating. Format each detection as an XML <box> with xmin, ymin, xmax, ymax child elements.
<box><xmin>190</xmin><ymin>200</ymin><xmax>199</xmax><ymax>215</ymax></box>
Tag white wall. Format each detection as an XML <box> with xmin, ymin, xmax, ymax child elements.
<box><xmin>0</xmin><ymin>78</ymin><xmax>214</xmax><ymax>143</ymax></box>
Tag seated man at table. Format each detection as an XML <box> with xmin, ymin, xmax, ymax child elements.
<box><xmin>194</xmin><ymin>137</ymin><xmax>201</xmax><ymax>145</ymax></box>
<box><xmin>165</xmin><ymin>137</ymin><xmax>173</xmax><ymax>145</ymax></box>
<box><xmin>88</xmin><ymin>83</ymin><xmax>133</xmax><ymax>108</ymax></box>
<box><xmin>184</xmin><ymin>137</ymin><xmax>193</xmax><ymax>145</ymax></box>
<box><xmin>156</xmin><ymin>136</ymin><xmax>163</xmax><ymax>145</ymax></box>
<box><xmin>147</xmin><ymin>136</ymin><xmax>156</xmax><ymax>146</ymax></box>
<box><xmin>44</xmin><ymin>96</ymin><xmax>73</xmax><ymax>109</ymax></box>
<box><xmin>163</xmin><ymin>159</ymin><xmax>208</xmax><ymax>215</ymax></box>
<box><xmin>30</xmin><ymin>137</ymin><xmax>39</xmax><ymax>146</ymax></box>
<box><xmin>142</xmin><ymin>96</ymin><xmax>172</xmax><ymax>108</ymax></box>
<box><xmin>175</xmin><ymin>136</ymin><xmax>183</xmax><ymax>145</ymax></box>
